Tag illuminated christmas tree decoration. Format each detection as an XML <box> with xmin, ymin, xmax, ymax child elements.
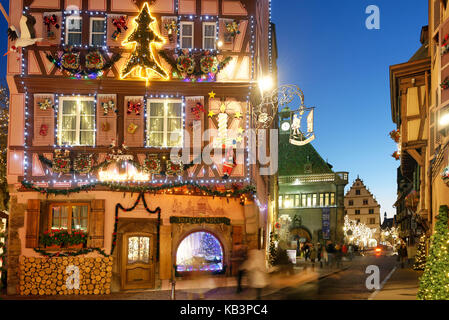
<box><xmin>120</xmin><ymin>2</ymin><xmax>169</xmax><ymax>84</ymax></box>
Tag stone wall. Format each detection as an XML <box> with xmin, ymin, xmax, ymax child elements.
<box><xmin>18</xmin><ymin>256</ymin><xmax>113</xmax><ymax>295</ymax></box>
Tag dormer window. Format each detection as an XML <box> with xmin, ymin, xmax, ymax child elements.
<box><xmin>203</xmin><ymin>22</ymin><xmax>216</xmax><ymax>49</ymax></box>
<box><xmin>90</xmin><ymin>17</ymin><xmax>106</xmax><ymax>46</ymax></box>
<box><xmin>66</xmin><ymin>16</ymin><xmax>82</xmax><ymax>46</ymax></box>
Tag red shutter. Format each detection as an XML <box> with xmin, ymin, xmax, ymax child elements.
<box><xmin>97</xmin><ymin>94</ymin><xmax>117</xmax><ymax>146</ymax></box>
<box><xmin>90</xmin><ymin>200</ymin><xmax>105</xmax><ymax>248</ymax></box>
<box><xmin>33</xmin><ymin>94</ymin><xmax>55</xmax><ymax>146</ymax></box>
<box><xmin>124</xmin><ymin>96</ymin><xmax>144</xmax><ymax>147</ymax></box>
<box><xmin>25</xmin><ymin>200</ymin><xmax>40</xmax><ymax>248</ymax></box>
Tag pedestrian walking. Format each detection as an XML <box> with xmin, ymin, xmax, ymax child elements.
<box><xmin>322</xmin><ymin>245</ymin><xmax>329</xmax><ymax>267</ymax></box>
<box><xmin>240</xmin><ymin>249</ymin><xmax>269</xmax><ymax>300</ymax></box>
<box><xmin>399</xmin><ymin>243</ymin><xmax>408</xmax><ymax>268</ymax></box>
<box><xmin>348</xmin><ymin>244</ymin><xmax>354</xmax><ymax>261</ymax></box>
<box><xmin>304</xmin><ymin>243</ymin><xmax>310</xmax><ymax>261</ymax></box>
<box><xmin>335</xmin><ymin>244</ymin><xmax>342</xmax><ymax>268</ymax></box>
<box><xmin>317</xmin><ymin>243</ymin><xmax>322</xmax><ymax>268</ymax></box>
<box><xmin>310</xmin><ymin>244</ymin><xmax>317</xmax><ymax>270</ymax></box>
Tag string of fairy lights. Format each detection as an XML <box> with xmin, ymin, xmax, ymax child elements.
<box><xmin>17</xmin><ymin>4</ymin><xmax>263</xmax><ymax>198</ymax></box>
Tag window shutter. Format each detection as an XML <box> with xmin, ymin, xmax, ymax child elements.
<box><xmin>25</xmin><ymin>199</ymin><xmax>40</xmax><ymax>248</ymax></box>
<box><xmin>90</xmin><ymin>199</ymin><xmax>105</xmax><ymax>248</ymax></box>
<box><xmin>97</xmin><ymin>94</ymin><xmax>117</xmax><ymax>146</ymax></box>
<box><xmin>219</xmin><ymin>18</ymin><xmax>234</xmax><ymax>51</ymax></box>
<box><xmin>161</xmin><ymin>16</ymin><xmax>178</xmax><ymax>48</ymax></box>
<box><xmin>232</xmin><ymin>226</ymin><xmax>243</xmax><ymax>245</ymax></box>
<box><xmin>441</xmin><ymin>17</ymin><xmax>449</xmax><ymax>105</ymax></box>
<box><xmin>185</xmin><ymin>96</ymin><xmax>204</xmax><ymax>150</ymax></box>
<box><xmin>124</xmin><ymin>96</ymin><xmax>144</xmax><ymax>147</ymax></box>
<box><xmin>33</xmin><ymin>94</ymin><xmax>55</xmax><ymax>146</ymax></box>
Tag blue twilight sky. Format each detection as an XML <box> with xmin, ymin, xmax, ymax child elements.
<box><xmin>272</xmin><ymin>0</ymin><xmax>428</xmax><ymax>221</ymax></box>
<box><xmin>0</xmin><ymin>1</ymin><xmax>428</xmax><ymax>221</ymax></box>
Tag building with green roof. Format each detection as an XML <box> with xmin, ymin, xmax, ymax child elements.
<box><xmin>278</xmin><ymin>110</ymin><xmax>348</xmax><ymax>244</ymax></box>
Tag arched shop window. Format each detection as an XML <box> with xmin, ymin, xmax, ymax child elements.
<box><xmin>176</xmin><ymin>231</ymin><xmax>223</xmax><ymax>272</ymax></box>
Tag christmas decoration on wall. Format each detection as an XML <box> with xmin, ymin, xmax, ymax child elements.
<box><xmin>38</xmin><ymin>98</ymin><xmax>54</xmax><ymax>111</ymax></box>
<box><xmin>120</xmin><ymin>3</ymin><xmax>169</xmax><ymax>83</ymax></box>
<box><xmin>389</xmin><ymin>129</ymin><xmax>400</xmax><ymax>143</ymax></box>
<box><xmin>73</xmin><ymin>154</ymin><xmax>94</xmax><ymax>174</ymax></box>
<box><xmin>418</xmin><ymin>205</ymin><xmax>449</xmax><ymax>300</ymax></box>
<box><xmin>166</xmin><ymin>159</ymin><xmax>184</xmax><ymax>177</ymax></box>
<box><xmin>127</xmin><ymin>101</ymin><xmax>141</xmax><ymax>115</ymax></box>
<box><xmin>101</xmin><ymin>122</ymin><xmax>110</xmax><ymax>132</ymax></box>
<box><xmin>441</xmin><ymin>77</ymin><xmax>449</xmax><ymax>90</ymax></box>
<box><xmin>6</xmin><ymin>14</ymin><xmax>42</xmax><ymax>55</ymax></box>
<box><xmin>39</xmin><ymin>124</ymin><xmax>48</xmax><ymax>136</ymax></box>
<box><xmin>215</xmin><ymin>102</ymin><xmax>230</xmax><ymax>148</ymax></box>
<box><xmin>61</xmin><ymin>51</ymin><xmax>80</xmax><ymax>70</ymax></box>
<box><xmin>413</xmin><ymin>234</ymin><xmax>427</xmax><ymax>271</ymax></box>
<box><xmin>158</xmin><ymin>49</ymin><xmax>232</xmax><ymax>81</ymax></box>
<box><xmin>442</xmin><ymin>34</ymin><xmax>449</xmax><ymax>56</ymax></box>
<box><xmin>127</xmin><ymin>123</ymin><xmax>139</xmax><ymax>134</ymax></box>
<box><xmin>343</xmin><ymin>215</ymin><xmax>376</xmax><ymax>248</ymax></box>
<box><xmin>111</xmin><ymin>193</ymin><xmax>161</xmax><ymax>256</ymax></box>
<box><xmin>51</xmin><ymin>149</ymin><xmax>71</xmax><ymax>174</ymax></box>
<box><xmin>101</xmin><ymin>100</ymin><xmax>116</xmax><ymax>115</ymax></box>
<box><xmin>392</xmin><ymin>151</ymin><xmax>400</xmax><ymax>160</ymax></box>
<box><xmin>405</xmin><ymin>190</ymin><xmax>419</xmax><ymax>210</ymax></box>
<box><xmin>222</xmin><ymin>146</ymin><xmax>235</xmax><ymax>179</ymax></box>
<box><xmin>442</xmin><ymin>165</ymin><xmax>449</xmax><ymax>186</ymax></box>
<box><xmin>111</xmin><ymin>16</ymin><xmax>128</xmax><ymax>41</ymax></box>
<box><xmin>46</xmin><ymin>51</ymin><xmax>121</xmax><ymax>80</ymax></box>
<box><xmin>34</xmin><ymin>247</ymin><xmax>109</xmax><ymax>258</ymax></box>
<box><xmin>85</xmin><ymin>51</ymin><xmax>105</xmax><ymax>69</ymax></box>
<box><xmin>164</xmin><ymin>20</ymin><xmax>178</xmax><ymax>42</ymax></box>
<box><xmin>143</xmin><ymin>154</ymin><xmax>161</xmax><ymax>175</ymax></box>
<box><xmin>225</xmin><ymin>20</ymin><xmax>241</xmax><ymax>38</ymax></box>
<box><xmin>169</xmin><ymin>216</ymin><xmax>231</xmax><ymax>225</ymax></box>
<box><xmin>191</xmin><ymin>102</ymin><xmax>205</xmax><ymax>120</ymax></box>
<box><xmin>43</xmin><ymin>14</ymin><xmax>60</xmax><ymax>40</ymax></box>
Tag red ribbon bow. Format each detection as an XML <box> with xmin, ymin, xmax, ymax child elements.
<box><xmin>113</xmin><ymin>16</ymin><xmax>128</xmax><ymax>33</ymax></box>
<box><xmin>44</xmin><ymin>15</ymin><xmax>60</xmax><ymax>32</ymax></box>
<box><xmin>127</xmin><ymin>101</ymin><xmax>141</xmax><ymax>115</ymax></box>
<box><xmin>39</xmin><ymin>124</ymin><xmax>48</xmax><ymax>136</ymax></box>
<box><xmin>191</xmin><ymin>102</ymin><xmax>205</xmax><ymax>120</ymax></box>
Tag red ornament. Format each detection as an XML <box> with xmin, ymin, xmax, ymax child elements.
<box><xmin>127</xmin><ymin>101</ymin><xmax>141</xmax><ymax>115</ymax></box>
<box><xmin>39</xmin><ymin>124</ymin><xmax>48</xmax><ymax>136</ymax></box>
<box><xmin>275</xmin><ymin>222</ymin><xmax>281</xmax><ymax>229</ymax></box>
<box><xmin>191</xmin><ymin>102</ymin><xmax>205</xmax><ymax>120</ymax></box>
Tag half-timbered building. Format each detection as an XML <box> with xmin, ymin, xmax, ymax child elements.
<box><xmin>5</xmin><ymin>0</ymin><xmax>276</xmax><ymax>295</ymax></box>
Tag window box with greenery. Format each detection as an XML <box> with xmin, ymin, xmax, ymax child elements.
<box><xmin>65</xmin><ymin>230</ymin><xmax>87</xmax><ymax>249</ymax></box>
<box><xmin>40</xmin><ymin>229</ymin><xmax>68</xmax><ymax>249</ymax></box>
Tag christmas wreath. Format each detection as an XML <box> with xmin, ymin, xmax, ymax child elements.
<box><xmin>85</xmin><ymin>51</ymin><xmax>105</xmax><ymax>69</ymax></box>
<box><xmin>200</xmin><ymin>55</ymin><xmax>218</xmax><ymax>74</ymax></box>
<box><xmin>166</xmin><ymin>160</ymin><xmax>184</xmax><ymax>176</ymax></box>
<box><xmin>144</xmin><ymin>156</ymin><xmax>161</xmax><ymax>175</ymax></box>
<box><xmin>52</xmin><ymin>157</ymin><xmax>71</xmax><ymax>174</ymax></box>
<box><xmin>73</xmin><ymin>154</ymin><xmax>94</xmax><ymax>174</ymax></box>
<box><xmin>177</xmin><ymin>54</ymin><xmax>196</xmax><ymax>74</ymax></box>
<box><xmin>61</xmin><ymin>52</ymin><xmax>80</xmax><ymax>70</ymax></box>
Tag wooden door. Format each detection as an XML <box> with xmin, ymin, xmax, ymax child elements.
<box><xmin>121</xmin><ymin>232</ymin><xmax>155</xmax><ymax>290</ymax></box>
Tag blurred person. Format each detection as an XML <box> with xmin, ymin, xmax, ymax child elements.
<box><xmin>304</xmin><ymin>242</ymin><xmax>310</xmax><ymax>261</ymax></box>
<box><xmin>235</xmin><ymin>242</ymin><xmax>248</xmax><ymax>294</ymax></box>
<box><xmin>322</xmin><ymin>245</ymin><xmax>329</xmax><ymax>267</ymax></box>
<box><xmin>348</xmin><ymin>244</ymin><xmax>354</xmax><ymax>261</ymax></box>
<box><xmin>309</xmin><ymin>244</ymin><xmax>317</xmax><ymax>270</ymax></box>
<box><xmin>316</xmin><ymin>243</ymin><xmax>322</xmax><ymax>268</ymax></box>
<box><xmin>335</xmin><ymin>244</ymin><xmax>342</xmax><ymax>268</ymax></box>
<box><xmin>342</xmin><ymin>243</ymin><xmax>348</xmax><ymax>256</ymax></box>
<box><xmin>240</xmin><ymin>249</ymin><xmax>269</xmax><ymax>300</ymax></box>
<box><xmin>399</xmin><ymin>242</ymin><xmax>408</xmax><ymax>268</ymax></box>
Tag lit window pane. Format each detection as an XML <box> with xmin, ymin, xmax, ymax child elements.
<box><xmin>80</xmin><ymin>131</ymin><xmax>94</xmax><ymax>145</ymax></box>
<box><xmin>149</xmin><ymin>118</ymin><xmax>164</xmax><ymax>131</ymax></box>
<box><xmin>128</xmin><ymin>236</ymin><xmax>150</xmax><ymax>264</ymax></box>
<box><xmin>148</xmin><ymin>132</ymin><xmax>164</xmax><ymax>146</ymax></box>
<box><xmin>68</xmin><ymin>33</ymin><xmax>82</xmax><ymax>46</ymax></box>
<box><xmin>68</xmin><ymin>18</ymin><xmax>82</xmax><ymax>32</ymax></box>
<box><xmin>72</xmin><ymin>206</ymin><xmax>88</xmax><ymax>231</ymax></box>
<box><xmin>204</xmin><ymin>25</ymin><xmax>215</xmax><ymax>37</ymax></box>
<box><xmin>167</xmin><ymin>103</ymin><xmax>182</xmax><ymax>117</ymax></box>
<box><xmin>182</xmin><ymin>24</ymin><xmax>192</xmax><ymax>36</ymax></box>
<box><xmin>92</xmin><ymin>19</ymin><xmax>104</xmax><ymax>32</ymax></box>
<box><xmin>182</xmin><ymin>37</ymin><xmax>192</xmax><ymax>48</ymax></box>
<box><xmin>149</xmin><ymin>103</ymin><xmax>164</xmax><ymax>116</ymax></box>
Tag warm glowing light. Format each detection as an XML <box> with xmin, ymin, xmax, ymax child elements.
<box><xmin>440</xmin><ymin>113</ymin><xmax>449</xmax><ymax>127</ymax></box>
<box><xmin>259</xmin><ymin>76</ymin><xmax>273</xmax><ymax>93</ymax></box>
<box><xmin>98</xmin><ymin>166</ymin><xmax>150</xmax><ymax>182</ymax></box>
<box><xmin>217</xmin><ymin>40</ymin><xmax>223</xmax><ymax>48</ymax></box>
<box><xmin>120</xmin><ymin>2</ymin><xmax>169</xmax><ymax>84</ymax></box>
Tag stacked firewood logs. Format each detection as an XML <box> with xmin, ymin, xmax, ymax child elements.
<box><xmin>18</xmin><ymin>256</ymin><xmax>113</xmax><ymax>295</ymax></box>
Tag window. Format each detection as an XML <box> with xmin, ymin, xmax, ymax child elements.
<box><xmin>324</xmin><ymin>193</ymin><xmax>330</xmax><ymax>206</ymax></box>
<box><xmin>66</xmin><ymin>16</ymin><xmax>83</xmax><ymax>45</ymax></box>
<box><xmin>279</xmin><ymin>196</ymin><xmax>283</xmax><ymax>209</ymax></box>
<box><xmin>319</xmin><ymin>193</ymin><xmax>324</xmax><ymax>207</ymax></box>
<box><xmin>356</xmin><ymin>219</ymin><xmax>360</xmax><ymax>224</ymax></box>
<box><xmin>147</xmin><ymin>99</ymin><xmax>183</xmax><ymax>147</ymax></box>
<box><xmin>90</xmin><ymin>17</ymin><xmax>106</xmax><ymax>46</ymax></box>
<box><xmin>49</xmin><ymin>203</ymin><xmax>89</xmax><ymax>232</ymax></box>
<box><xmin>348</xmin><ymin>200</ymin><xmax>353</xmax><ymax>206</ymax></box>
<box><xmin>356</xmin><ymin>189</ymin><xmax>361</xmax><ymax>195</ymax></box>
<box><xmin>294</xmin><ymin>195</ymin><xmax>300</xmax><ymax>207</ymax></box>
<box><xmin>369</xmin><ymin>218</ymin><xmax>376</xmax><ymax>225</ymax></box>
<box><xmin>355</xmin><ymin>210</ymin><xmax>360</xmax><ymax>215</ymax></box>
<box><xmin>203</xmin><ymin>22</ymin><xmax>216</xmax><ymax>49</ymax></box>
<box><xmin>369</xmin><ymin>209</ymin><xmax>374</xmax><ymax>214</ymax></box>
<box><xmin>180</xmin><ymin>22</ymin><xmax>194</xmax><ymax>48</ymax></box>
<box><xmin>302</xmin><ymin>194</ymin><xmax>307</xmax><ymax>207</ymax></box>
<box><xmin>58</xmin><ymin>97</ymin><xmax>96</xmax><ymax>146</ymax></box>
<box><xmin>128</xmin><ymin>236</ymin><xmax>150</xmax><ymax>264</ymax></box>
<box><xmin>330</xmin><ymin>193</ymin><xmax>335</xmax><ymax>206</ymax></box>
<box><xmin>363</xmin><ymin>199</ymin><xmax>368</xmax><ymax>205</ymax></box>
<box><xmin>307</xmin><ymin>194</ymin><xmax>312</xmax><ymax>207</ymax></box>
<box><xmin>312</xmin><ymin>194</ymin><xmax>317</xmax><ymax>207</ymax></box>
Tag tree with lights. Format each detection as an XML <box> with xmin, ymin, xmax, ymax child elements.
<box><xmin>413</xmin><ymin>234</ymin><xmax>427</xmax><ymax>271</ymax></box>
<box><xmin>121</xmin><ymin>2</ymin><xmax>168</xmax><ymax>82</ymax></box>
<box><xmin>417</xmin><ymin>205</ymin><xmax>449</xmax><ymax>300</ymax></box>
<box><xmin>200</xmin><ymin>232</ymin><xmax>222</xmax><ymax>259</ymax></box>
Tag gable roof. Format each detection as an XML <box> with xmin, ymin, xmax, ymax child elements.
<box><xmin>278</xmin><ymin>133</ymin><xmax>333</xmax><ymax>176</ymax></box>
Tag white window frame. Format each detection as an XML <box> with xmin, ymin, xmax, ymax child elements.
<box><xmin>65</xmin><ymin>15</ymin><xmax>83</xmax><ymax>46</ymax></box>
<box><xmin>89</xmin><ymin>17</ymin><xmax>106</xmax><ymax>46</ymax></box>
<box><xmin>202</xmin><ymin>22</ymin><xmax>216</xmax><ymax>49</ymax></box>
<box><xmin>180</xmin><ymin>21</ymin><xmax>194</xmax><ymax>49</ymax></box>
<box><xmin>146</xmin><ymin>98</ymin><xmax>184</xmax><ymax>147</ymax></box>
<box><xmin>58</xmin><ymin>96</ymin><xmax>96</xmax><ymax>146</ymax></box>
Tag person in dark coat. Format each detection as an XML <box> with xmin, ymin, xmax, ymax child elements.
<box><xmin>399</xmin><ymin>243</ymin><xmax>408</xmax><ymax>268</ymax></box>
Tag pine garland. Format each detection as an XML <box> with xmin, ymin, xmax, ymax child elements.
<box><xmin>169</xmin><ymin>216</ymin><xmax>231</xmax><ymax>225</ymax></box>
<box><xmin>33</xmin><ymin>247</ymin><xmax>109</xmax><ymax>258</ymax></box>
<box><xmin>417</xmin><ymin>205</ymin><xmax>449</xmax><ymax>300</ymax></box>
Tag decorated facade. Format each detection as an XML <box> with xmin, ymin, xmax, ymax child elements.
<box><xmin>5</xmin><ymin>0</ymin><xmax>276</xmax><ymax>295</ymax></box>
<box><xmin>344</xmin><ymin>177</ymin><xmax>381</xmax><ymax>248</ymax></box>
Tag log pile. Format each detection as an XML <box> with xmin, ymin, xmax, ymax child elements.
<box><xmin>18</xmin><ymin>256</ymin><xmax>113</xmax><ymax>295</ymax></box>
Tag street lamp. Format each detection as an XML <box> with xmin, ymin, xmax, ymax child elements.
<box><xmin>258</xmin><ymin>76</ymin><xmax>273</xmax><ymax>94</ymax></box>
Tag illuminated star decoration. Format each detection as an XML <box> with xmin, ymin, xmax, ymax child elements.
<box><xmin>120</xmin><ymin>2</ymin><xmax>169</xmax><ymax>84</ymax></box>
<box><xmin>208</xmin><ymin>110</ymin><xmax>215</xmax><ymax>118</ymax></box>
<box><xmin>208</xmin><ymin>91</ymin><xmax>216</xmax><ymax>99</ymax></box>
<box><xmin>234</xmin><ymin>111</ymin><xmax>242</xmax><ymax>119</ymax></box>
